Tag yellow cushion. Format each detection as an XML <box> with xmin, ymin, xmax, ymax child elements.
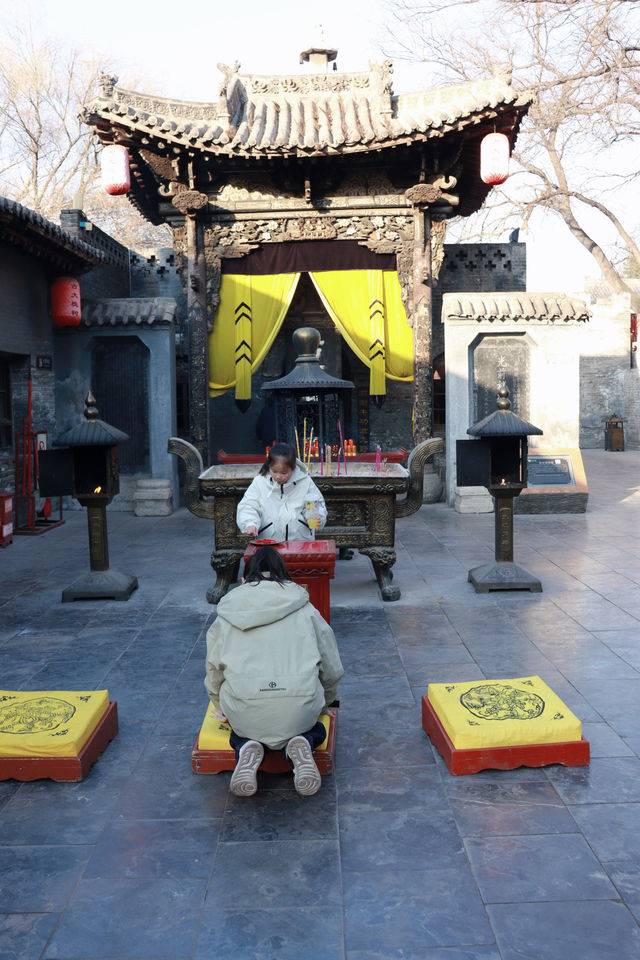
<box><xmin>198</xmin><ymin>708</ymin><xmax>331</xmax><ymax>751</ymax></box>
<box><xmin>428</xmin><ymin>676</ymin><xmax>582</xmax><ymax>750</ymax></box>
<box><xmin>0</xmin><ymin>690</ymin><xmax>110</xmax><ymax>758</ymax></box>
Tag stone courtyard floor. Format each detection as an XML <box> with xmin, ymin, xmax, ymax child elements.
<box><xmin>1</xmin><ymin>448</ymin><xmax>640</xmax><ymax>959</ymax></box>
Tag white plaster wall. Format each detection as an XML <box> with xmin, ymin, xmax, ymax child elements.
<box><xmin>444</xmin><ymin>316</ymin><xmax>584</xmax><ymax>505</ymax></box>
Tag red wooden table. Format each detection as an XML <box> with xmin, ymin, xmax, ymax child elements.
<box><xmin>218</xmin><ymin>448</ymin><xmax>408</xmax><ymax>465</ymax></box>
<box><xmin>243</xmin><ymin>539</ymin><xmax>336</xmax><ymax>623</ymax></box>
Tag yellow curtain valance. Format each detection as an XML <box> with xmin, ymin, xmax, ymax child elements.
<box><xmin>309</xmin><ymin>270</ymin><xmax>413</xmax><ymax>396</ymax></box>
<box><xmin>208</xmin><ymin>273</ymin><xmax>300</xmax><ymax>399</ymax></box>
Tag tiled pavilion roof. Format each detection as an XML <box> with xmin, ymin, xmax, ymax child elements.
<box><xmin>82</xmin><ymin>60</ymin><xmax>533</xmax><ymax>223</ymax></box>
<box><xmin>85</xmin><ymin>63</ymin><xmax>531</xmax><ymax>159</ymax></box>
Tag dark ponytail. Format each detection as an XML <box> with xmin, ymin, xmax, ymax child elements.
<box><xmin>259</xmin><ymin>442</ymin><xmax>297</xmax><ymax>476</ymax></box>
<box><xmin>244</xmin><ymin>545</ymin><xmax>292</xmax><ymax>586</ymax></box>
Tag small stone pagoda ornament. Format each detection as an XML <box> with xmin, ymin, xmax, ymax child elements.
<box><xmin>457</xmin><ymin>387</ymin><xmax>543</xmax><ymax>593</ymax></box>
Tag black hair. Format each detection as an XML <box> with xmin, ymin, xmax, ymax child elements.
<box><xmin>244</xmin><ymin>545</ymin><xmax>292</xmax><ymax>586</ymax></box>
<box><xmin>259</xmin><ymin>442</ymin><xmax>297</xmax><ymax>476</ymax></box>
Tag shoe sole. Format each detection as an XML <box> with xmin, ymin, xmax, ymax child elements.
<box><xmin>287</xmin><ymin>737</ymin><xmax>322</xmax><ymax>796</ymax></box>
<box><xmin>229</xmin><ymin>741</ymin><xmax>264</xmax><ymax>796</ymax></box>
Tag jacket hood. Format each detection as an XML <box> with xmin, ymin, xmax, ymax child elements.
<box><xmin>216</xmin><ymin>578</ymin><xmax>309</xmax><ymax>630</ymax></box>
<box><xmin>263</xmin><ymin>463</ymin><xmax>308</xmax><ymax>489</ymax></box>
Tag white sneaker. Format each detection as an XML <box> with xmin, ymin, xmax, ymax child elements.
<box><xmin>229</xmin><ymin>740</ymin><xmax>264</xmax><ymax>797</ymax></box>
<box><xmin>286</xmin><ymin>736</ymin><xmax>322</xmax><ymax>796</ymax></box>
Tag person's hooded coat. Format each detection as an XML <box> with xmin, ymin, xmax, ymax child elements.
<box><xmin>204</xmin><ymin>577</ymin><xmax>343</xmax><ymax>750</ymax></box>
<box><xmin>236</xmin><ymin>462</ymin><xmax>327</xmax><ymax>542</ymax></box>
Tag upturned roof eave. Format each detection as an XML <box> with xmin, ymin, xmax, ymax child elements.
<box><xmin>86</xmin><ymin>101</ymin><xmax>527</xmax><ymax>161</ymax></box>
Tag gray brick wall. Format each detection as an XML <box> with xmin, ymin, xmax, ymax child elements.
<box><xmin>0</xmin><ymin>242</ymin><xmax>57</xmax><ymax>491</ymax></box>
<box><xmin>131</xmin><ymin>248</ymin><xmax>187</xmax><ymax>353</ymax></box>
<box><xmin>60</xmin><ymin>208</ymin><xmax>130</xmax><ymax>299</ymax></box>
<box><xmin>624</xmin><ymin>364</ymin><xmax>640</xmax><ymax>449</ymax></box>
<box><xmin>433</xmin><ymin>242</ymin><xmax>526</xmax><ymax>359</ymax></box>
<box><xmin>578</xmin><ymin>293</ymin><xmax>634</xmax><ymax>448</ymax></box>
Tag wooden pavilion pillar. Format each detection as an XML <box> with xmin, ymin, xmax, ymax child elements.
<box><xmin>405</xmin><ymin>182</ymin><xmax>452</xmax><ymax>443</ymax></box>
<box><xmin>173</xmin><ymin>187</ymin><xmax>211</xmax><ymax>465</ymax></box>
<box><xmin>411</xmin><ymin>203</ymin><xmax>433</xmax><ymax>445</ymax></box>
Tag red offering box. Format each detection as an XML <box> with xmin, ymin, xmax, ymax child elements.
<box><xmin>422</xmin><ymin>695</ymin><xmax>589</xmax><ymax>776</ymax></box>
<box><xmin>0</xmin><ymin>701</ymin><xmax>119</xmax><ymax>782</ymax></box>
<box><xmin>244</xmin><ymin>539</ymin><xmax>336</xmax><ymax>623</ymax></box>
<box><xmin>192</xmin><ymin>706</ymin><xmax>338</xmax><ymax>775</ymax></box>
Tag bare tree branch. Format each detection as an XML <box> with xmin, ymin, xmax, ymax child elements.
<box><xmin>0</xmin><ymin>23</ymin><xmax>170</xmax><ymax>249</ymax></box>
<box><xmin>382</xmin><ymin>0</ymin><xmax>640</xmax><ymax>290</ymax></box>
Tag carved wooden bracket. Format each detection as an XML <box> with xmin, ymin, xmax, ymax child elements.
<box><xmin>405</xmin><ymin>175</ymin><xmax>459</xmax><ymax>210</ymax></box>
<box><xmin>171</xmin><ymin>187</ymin><xmax>209</xmax><ymax>214</ymax></box>
<box><xmin>405</xmin><ymin>183</ymin><xmax>442</xmax><ymax>207</ymax></box>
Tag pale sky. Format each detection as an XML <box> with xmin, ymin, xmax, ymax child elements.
<box><xmin>1</xmin><ymin>0</ymin><xmax>626</xmax><ymax>294</ymax></box>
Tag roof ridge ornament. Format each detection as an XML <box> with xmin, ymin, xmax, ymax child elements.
<box><xmin>97</xmin><ymin>73</ymin><xmax>118</xmax><ymax>100</ymax></box>
<box><xmin>217</xmin><ymin>61</ymin><xmax>240</xmax><ymax>122</ymax></box>
<box><xmin>369</xmin><ymin>59</ymin><xmax>394</xmax><ymax>117</ymax></box>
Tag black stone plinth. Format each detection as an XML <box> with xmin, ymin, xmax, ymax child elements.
<box><xmin>468</xmin><ymin>561</ymin><xmax>542</xmax><ymax>594</ymax></box>
<box><xmin>62</xmin><ymin>569</ymin><xmax>138</xmax><ymax>602</ymax></box>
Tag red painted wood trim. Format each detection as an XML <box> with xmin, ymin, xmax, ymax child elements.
<box><xmin>192</xmin><ymin>707</ymin><xmax>338</xmax><ymax>775</ymax></box>
<box><xmin>0</xmin><ymin>701</ymin><xmax>119</xmax><ymax>782</ymax></box>
<box><xmin>422</xmin><ymin>695</ymin><xmax>589</xmax><ymax>776</ymax></box>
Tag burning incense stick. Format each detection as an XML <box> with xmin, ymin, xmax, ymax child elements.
<box><xmin>307</xmin><ymin>428</ymin><xmax>314</xmax><ymax>472</ymax></box>
<box><xmin>337</xmin><ymin>419</ymin><xmax>347</xmax><ymax>475</ymax></box>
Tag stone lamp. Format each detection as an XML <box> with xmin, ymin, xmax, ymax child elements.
<box><xmin>457</xmin><ymin>387</ymin><xmax>543</xmax><ymax>593</ymax></box>
<box><xmin>39</xmin><ymin>392</ymin><xmax>138</xmax><ymax>601</ymax></box>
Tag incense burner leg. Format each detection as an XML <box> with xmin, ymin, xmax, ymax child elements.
<box><xmin>338</xmin><ymin>547</ymin><xmax>354</xmax><ymax>561</ymax></box>
<box><xmin>207</xmin><ymin>550</ymin><xmax>243</xmax><ymax>604</ymax></box>
<box><xmin>360</xmin><ymin>547</ymin><xmax>400</xmax><ymax>602</ymax></box>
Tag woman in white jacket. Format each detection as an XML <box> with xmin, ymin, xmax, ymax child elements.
<box><xmin>236</xmin><ymin>442</ymin><xmax>327</xmax><ymax>542</ymax></box>
<box><xmin>205</xmin><ymin>546</ymin><xmax>343</xmax><ymax>797</ymax></box>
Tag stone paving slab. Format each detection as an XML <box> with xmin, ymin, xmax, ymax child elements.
<box><xmin>0</xmin><ymin>449</ymin><xmax>640</xmax><ymax>958</ymax></box>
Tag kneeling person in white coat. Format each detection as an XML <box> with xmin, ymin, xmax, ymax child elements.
<box><xmin>237</xmin><ymin>442</ymin><xmax>327</xmax><ymax>542</ymax></box>
<box><xmin>205</xmin><ymin>545</ymin><xmax>343</xmax><ymax>797</ymax></box>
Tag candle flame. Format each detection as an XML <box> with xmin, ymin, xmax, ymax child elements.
<box><xmin>500</xmin><ymin>478</ymin><xmax>506</xmax><ymax>486</ymax></box>
<box><xmin>94</xmin><ymin>485</ymin><xmax>102</xmax><ymax>493</ymax></box>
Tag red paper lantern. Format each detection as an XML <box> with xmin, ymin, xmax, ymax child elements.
<box><xmin>480</xmin><ymin>132</ymin><xmax>510</xmax><ymax>185</ymax></box>
<box><xmin>51</xmin><ymin>278</ymin><xmax>82</xmax><ymax>328</ymax></box>
<box><xmin>101</xmin><ymin>144</ymin><xmax>131</xmax><ymax>196</ymax></box>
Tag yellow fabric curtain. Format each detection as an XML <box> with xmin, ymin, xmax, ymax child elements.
<box><xmin>309</xmin><ymin>270</ymin><xmax>413</xmax><ymax>395</ymax></box>
<box><xmin>208</xmin><ymin>273</ymin><xmax>300</xmax><ymax>399</ymax></box>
